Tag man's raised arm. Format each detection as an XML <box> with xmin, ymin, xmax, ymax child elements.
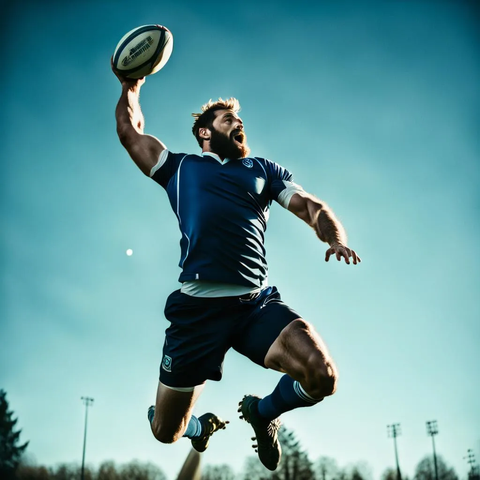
<box><xmin>288</xmin><ymin>191</ymin><xmax>361</xmax><ymax>265</ymax></box>
<box><xmin>112</xmin><ymin>62</ymin><xmax>166</xmax><ymax>176</ymax></box>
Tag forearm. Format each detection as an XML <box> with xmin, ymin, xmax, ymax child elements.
<box><xmin>289</xmin><ymin>192</ymin><xmax>347</xmax><ymax>246</ymax></box>
<box><xmin>289</xmin><ymin>192</ymin><xmax>360</xmax><ymax>264</ymax></box>
<box><xmin>115</xmin><ymin>84</ymin><xmax>145</xmax><ymax>139</ymax></box>
<box><xmin>313</xmin><ymin>204</ymin><xmax>347</xmax><ymax>246</ymax></box>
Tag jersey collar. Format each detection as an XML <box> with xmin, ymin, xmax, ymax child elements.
<box><xmin>202</xmin><ymin>152</ymin><xmax>232</xmax><ymax>165</ymax></box>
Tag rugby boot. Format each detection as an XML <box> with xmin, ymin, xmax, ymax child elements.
<box><xmin>238</xmin><ymin>394</ymin><xmax>282</xmax><ymax>471</ymax></box>
<box><xmin>191</xmin><ymin>413</ymin><xmax>229</xmax><ymax>453</ymax></box>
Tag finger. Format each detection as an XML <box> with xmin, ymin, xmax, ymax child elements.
<box><xmin>341</xmin><ymin>248</ymin><xmax>352</xmax><ymax>265</ymax></box>
<box><xmin>337</xmin><ymin>250</ymin><xmax>349</xmax><ymax>264</ymax></box>
<box><xmin>325</xmin><ymin>249</ymin><xmax>332</xmax><ymax>262</ymax></box>
<box><xmin>351</xmin><ymin>250</ymin><xmax>359</xmax><ymax>265</ymax></box>
<box><xmin>336</xmin><ymin>247</ymin><xmax>351</xmax><ymax>265</ymax></box>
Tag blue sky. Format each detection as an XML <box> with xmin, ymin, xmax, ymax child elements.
<box><xmin>1</xmin><ymin>1</ymin><xmax>479</xmax><ymax>480</ymax></box>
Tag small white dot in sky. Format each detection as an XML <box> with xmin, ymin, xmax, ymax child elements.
<box><xmin>126</xmin><ymin>249</ymin><xmax>133</xmax><ymax>256</ymax></box>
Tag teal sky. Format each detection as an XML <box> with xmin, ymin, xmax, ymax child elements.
<box><xmin>1</xmin><ymin>1</ymin><xmax>479</xmax><ymax>480</ymax></box>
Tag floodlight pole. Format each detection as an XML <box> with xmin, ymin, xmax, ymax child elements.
<box><xmin>426</xmin><ymin>420</ymin><xmax>439</xmax><ymax>480</ymax></box>
<box><xmin>81</xmin><ymin>397</ymin><xmax>94</xmax><ymax>480</ymax></box>
<box><xmin>465</xmin><ymin>449</ymin><xmax>478</xmax><ymax>479</ymax></box>
<box><xmin>387</xmin><ymin>423</ymin><xmax>402</xmax><ymax>480</ymax></box>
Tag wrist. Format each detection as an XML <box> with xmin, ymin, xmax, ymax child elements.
<box><xmin>122</xmin><ymin>81</ymin><xmax>141</xmax><ymax>92</ymax></box>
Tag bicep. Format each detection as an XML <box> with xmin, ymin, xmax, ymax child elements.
<box><xmin>118</xmin><ymin>127</ymin><xmax>167</xmax><ymax>176</ymax></box>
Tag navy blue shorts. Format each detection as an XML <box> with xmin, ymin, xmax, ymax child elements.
<box><xmin>159</xmin><ymin>286</ymin><xmax>301</xmax><ymax>388</ymax></box>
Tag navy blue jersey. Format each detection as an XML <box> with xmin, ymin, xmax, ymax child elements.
<box><xmin>151</xmin><ymin>151</ymin><xmax>293</xmax><ymax>288</ymax></box>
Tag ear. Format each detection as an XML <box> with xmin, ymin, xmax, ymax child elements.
<box><xmin>199</xmin><ymin>127</ymin><xmax>211</xmax><ymax>141</ymax></box>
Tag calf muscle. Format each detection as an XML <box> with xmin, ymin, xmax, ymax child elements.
<box><xmin>264</xmin><ymin>319</ymin><xmax>338</xmax><ymax>399</ymax></box>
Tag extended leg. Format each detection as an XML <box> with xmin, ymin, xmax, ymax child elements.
<box><xmin>239</xmin><ymin>318</ymin><xmax>337</xmax><ymax>470</ymax></box>
<box><xmin>149</xmin><ymin>381</ymin><xmax>204</xmax><ymax>443</ymax></box>
<box><xmin>149</xmin><ymin>381</ymin><xmax>227</xmax><ymax>450</ymax></box>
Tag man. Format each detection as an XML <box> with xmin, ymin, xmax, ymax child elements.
<box><xmin>112</xmin><ymin>65</ymin><xmax>361</xmax><ymax>471</ymax></box>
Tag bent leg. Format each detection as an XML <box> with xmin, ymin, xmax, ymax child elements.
<box><xmin>264</xmin><ymin>318</ymin><xmax>338</xmax><ymax>400</ymax></box>
<box><xmin>150</xmin><ymin>381</ymin><xmax>205</xmax><ymax>444</ymax></box>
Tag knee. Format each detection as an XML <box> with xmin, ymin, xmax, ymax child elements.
<box><xmin>304</xmin><ymin>354</ymin><xmax>338</xmax><ymax>400</ymax></box>
<box><xmin>286</xmin><ymin>319</ymin><xmax>338</xmax><ymax>399</ymax></box>
<box><xmin>151</xmin><ymin>419</ymin><xmax>182</xmax><ymax>444</ymax></box>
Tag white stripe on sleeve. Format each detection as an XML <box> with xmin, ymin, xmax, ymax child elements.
<box><xmin>150</xmin><ymin>149</ymin><xmax>169</xmax><ymax>177</ymax></box>
<box><xmin>277</xmin><ymin>181</ymin><xmax>306</xmax><ymax>209</ymax></box>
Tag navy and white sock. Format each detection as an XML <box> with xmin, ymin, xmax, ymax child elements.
<box><xmin>257</xmin><ymin>374</ymin><xmax>321</xmax><ymax>420</ymax></box>
<box><xmin>182</xmin><ymin>415</ymin><xmax>203</xmax><ymax>439</ymax></box>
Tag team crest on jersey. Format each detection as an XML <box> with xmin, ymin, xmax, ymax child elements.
<box><xmin>162</xmin><ymin>354</ymin><xmax>172</xmax><ymax>372</ymax></box>
<box><xmin>242</xmin><ymin>158</ymin><xmax>253</xmax><ymax>168</ymax></box>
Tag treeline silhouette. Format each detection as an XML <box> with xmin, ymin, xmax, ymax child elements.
<box><xmin>1</xmin><ymin>389</ymin><xmax>474</xmax><ymax>480</ymax></box>
<box><xmin>9</xmin><ymin>427</ymin><xmax>466</xmax><ymax>480</ymax></box>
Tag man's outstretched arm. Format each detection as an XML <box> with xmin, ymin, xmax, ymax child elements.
<box><xmin>112</xmin><ymin>61</ymin><xmax>166</xmax><ymax>176</ymax></box>
<box><xmin>288</xmin><ymin>192</ymin><xmax>361</xmax><ymax>265</ymax></box>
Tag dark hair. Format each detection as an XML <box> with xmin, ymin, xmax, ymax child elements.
<box><xmin>191</xmin><ymin>97</ymin><xmax>241</xmax><ymax>147</ymax></box>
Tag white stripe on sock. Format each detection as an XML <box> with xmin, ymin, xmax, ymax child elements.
<box><xmin>293</xmin><ymin>381</ymin><xmax>320</xmax><ymax>404</ymax></box>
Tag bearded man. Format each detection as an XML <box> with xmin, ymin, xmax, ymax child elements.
<box><xmin>113</xmin><ymin>66</ymin><xmax>361</xmax><ymax>471</ymax></box>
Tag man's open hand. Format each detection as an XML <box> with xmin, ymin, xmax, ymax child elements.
<box><xmin>325</xmin><ymin>243</ymin><xmax>361</xmax><ymax>265</ymax></box>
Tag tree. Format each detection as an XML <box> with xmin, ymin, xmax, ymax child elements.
<box><xmin>314</xmin><ymin>456</ymin><xmax>339</xmax><ymax>480</ymax></box>
<box><xmin>97</xmin><ymin>460</ymin><xmax>120</xmax><ymax>480</ymax></box>
<box><xmin>414</xmin><ymin>455</ymin><xmax>458</xmax><ymax>480</ymax></box>
<box><xmin>241</xmin><ymin>456</ymin><xmax>272</xmax><ymax>480</ymax></box>
<box><xmin>349</xmin><ymin>462</ymin><xmax>373</xmax><ymax>480</ymax></box>
<box><xmin>382</xmin><ymin>467</ymin><xmax>410</xmax><ymax>480</ymax></box>
<box><xmin>15</xmin><ymin>464</ymin><xmax>50</xmax><ymax>480</ymax></box>
<box><xmin>382</xmin><ymin>468</ymin><xmax>400</xmax><ymax>480</ymax></box>
<box><xmin>0</xmin><ymin>389</ymin><xmax>29</xmax><ymax>479</ymax></box>
<box><xmin>118</xmin><ymin>460</ymin><xmax>166</xmax><ymax>480</ymax></box>
<box><xmin>271</xmin><ymin>426</ymin><xmax>315</xmax><ymax>480</ymax></box>
<box><xmin>202</xmin><ymin>464</ymin><xmax>236</xmax><ymax>480</ymax></box>
<box><xmin>50</xmin><ymin>462</ymin><xmax>93</xmax><ymax>480</ymax></box>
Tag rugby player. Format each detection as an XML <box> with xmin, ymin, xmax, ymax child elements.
<box><xmin>112</xmin><ymin>66</ymin><xmax>361</xmax><ymax>471</ymax></box>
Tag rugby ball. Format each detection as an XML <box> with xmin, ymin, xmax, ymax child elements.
<box><xmin>113</xmin><ymin>24</ymin><xmax>173</xmax><ymax>79</ymax></box>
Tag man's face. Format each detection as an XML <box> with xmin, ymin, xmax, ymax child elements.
<box><xmin>209</xmin><ymin>109</ymin><xmax>250</xmax><ymax>159</ymax></box>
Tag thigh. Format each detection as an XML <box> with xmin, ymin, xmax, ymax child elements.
<box><xmin>232</xmin><ymin>286</ymin><xmax>301</xmax><ymax>367</ymax></box>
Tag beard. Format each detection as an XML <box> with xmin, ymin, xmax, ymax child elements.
<box><xmin>209</xmin><ymin>128</ymin><xmax>250</xmax><ymax>160</ymax></box>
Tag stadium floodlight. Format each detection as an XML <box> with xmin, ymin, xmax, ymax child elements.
<box><xmin>464</xmin><ymin>449</ymin><xmax>480</xmax><ymax>480</ymax></box>
<box><xmin>81</xmin><ymin>397</ymin><xmax>94</xmax><ymax>480</ymax></box>
<box><xmin>426</xmin><ymin>420</ymin><xmax>439</xmax><ymax>480</ymax></box>
<box><xmin>387</xmin><ymin>423</ymin><xmax>402</xmax><ymax>480</ymax></box>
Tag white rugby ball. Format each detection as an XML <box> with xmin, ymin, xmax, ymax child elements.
<box><xmin>113</xmin><ymin>24</ymin><xmax>173</xmax><ymax>79</ymax></box>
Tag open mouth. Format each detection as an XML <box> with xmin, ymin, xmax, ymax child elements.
<box><xmin>232</xmin><ymin>131</ymin><xmax>244</xmax><ymax>144</ymax></box>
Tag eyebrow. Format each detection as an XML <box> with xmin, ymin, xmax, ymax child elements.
<box><xmin>222</xmin><ymin>112</ymin><xmax>242</xmax><ymax>123</ymax></box>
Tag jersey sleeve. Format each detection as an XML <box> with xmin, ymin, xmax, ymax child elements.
<box><xmin>149</xmin><ymin>150</ymin><xmax>187</xmax><ymax>189</ymax></box>
<box><xmin>263</xmin><ymin>158</ymin><xmax>305</xmax><ymax>209</ymax></box>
